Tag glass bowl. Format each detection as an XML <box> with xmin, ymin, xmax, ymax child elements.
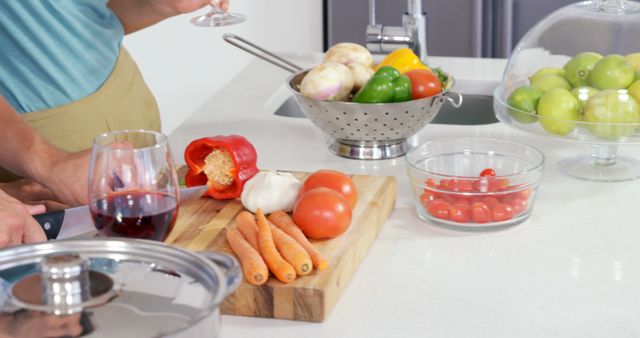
<box><xmin>493</xmin><ymin>0</ymin><xmax>640</xmax><ymax>181</ymax></box>
<box><xmin>405</xmin><ymin>138</ymin><xmax>545</xmax><ymax>232</ymax></box>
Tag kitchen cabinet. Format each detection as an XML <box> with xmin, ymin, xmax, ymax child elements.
<box><xmin>325</xmin><ymin>0</ymin><xmax>578</xmax><ymax>57</ymax></box>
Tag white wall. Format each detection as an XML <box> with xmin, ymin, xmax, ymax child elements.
<box><xmin>122</xmin><ymin>1</ymin><xmax>323</xmax><ymax>134</ymax></box>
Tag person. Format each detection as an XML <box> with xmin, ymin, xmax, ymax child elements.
<box><xmin>0</xmin><ymin>0</ymin><xmax>228</xmax><ymax>248</ymax></box>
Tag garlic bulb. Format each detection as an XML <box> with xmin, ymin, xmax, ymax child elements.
<box><xmin>240</xmin><ymin>171</ymin><xmax>301</xmax><ymax>214</ymax></box>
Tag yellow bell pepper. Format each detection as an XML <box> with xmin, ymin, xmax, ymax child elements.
<box><xmin>375</xmin><ymin>48</ymin><xmax>429</xmax><ymax>74</ymax></box>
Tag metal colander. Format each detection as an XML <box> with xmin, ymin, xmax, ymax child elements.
<box><xmin>224</xmin><ymin>34</ymin><xmax>462</xmax><ymax>160</ymax></box>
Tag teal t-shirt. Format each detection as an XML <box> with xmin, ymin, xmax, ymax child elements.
<box><xmin>0</xmin><ymin>0</ymin><xmax>124</xmax><ymax>113</ymax></box>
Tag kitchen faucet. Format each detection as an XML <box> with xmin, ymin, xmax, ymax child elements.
<box><xmin>366</xmin><ymin>0</ymin><xmax>427</xmax><ymax>61</ymax></box>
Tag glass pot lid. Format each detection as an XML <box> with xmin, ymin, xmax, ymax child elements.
<box><xmin>0</xmin><ymin>239</ymin><xmax>240</xmax><ymax>338</ymax></box>
<box><xmin>493</xmin><ymin>0</ymin><xmax>640</xmax><ymax>182</ymax></box>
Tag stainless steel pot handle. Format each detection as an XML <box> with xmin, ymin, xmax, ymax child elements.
<box><xmin>198</xmin><ymin>251</ymin><xmax>242</xmax><ymax>296</ymax></box>
<box><xmin>447</xmin><ymin>92</ymin><xmax>464</xmax><ymax>108</ymax></box>
<box><xmin>223</xmin><ymin>33</ymin><xmax>304</xmax><ymax>74</ymax></box>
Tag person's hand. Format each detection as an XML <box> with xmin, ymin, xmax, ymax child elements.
<box><xmin>0</xmin><ymin>189</ymin><xmax>46</xmax><ymax>248</ymax></box>
<box><xmin>0</xmin><ymin>179</ymin><xmax>69</xmax><ymax>211</ymax></box>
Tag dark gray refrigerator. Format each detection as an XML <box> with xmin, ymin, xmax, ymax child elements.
<box><xmin>325</xmin><ymin>0</ymin><xmax>579</xmax><ymax>58</ymax></box>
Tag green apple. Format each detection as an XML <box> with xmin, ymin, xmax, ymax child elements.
<box><xmin>571</xmin><ymin>86</ymin><xmax>599</xmax><ymax>110</ymax></box>
<box><xmin>583</xmin><ymin>89</ymin><xmax>640</xmax><ymax>139</ymax></box>
<box><xmin>531</xmin><ymin>74</ymin><xmax>571</xmax><ymax>92</ymax></box>
<box><xmin>563</xmin><ymin>52</ymin><xmax>603</xmax><ymax>88</ymax></box>
<box><xmin>588</xmin><ymin>54</ymin><xmax>635</xmax><ymax>89</ymax></box>
<box><xmin>628</xmin><ymin>80</ymin><xmax>640</xmax><ymax>105</ymax></box>
<box><xmin>537</xmin><ymin>88</ymin><xmax>581</xmax><ymax>136</ymax></box>
<box><xmin>507</xmin><ymin>86</ymin><xmax>543</xmax><ymax>124</ymax></box>
<box><xmin>529</xmin><ymin>67</ymin><xmax>565</xmax><ymax>83</ymax></box>
<box><xmin>625</xmin><ymin>53</ymin><xmax>640</xmax><ymax>80</ymax></box>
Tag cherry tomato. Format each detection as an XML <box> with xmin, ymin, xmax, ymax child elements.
<box><xmin>471</xmin><ymin>202</ymin><xmax>491</xmax><ymax>223</ymax></box>
<box><xmin>405</xmin><ymin>69</ymin><xmax>442</xmax><ymax>99</ymax></box>
<box><xmin>426</xmin><ymin>199</ymin><xmax>451</xmax><ymax>220</ymax></box>
<box><xmin>482</xmin><ymin>197</ymin><xmax>500</xmax><ymax>209</ymax></box>
<box><xmin>488</xmin><ymin>178</ymin><xmax>510</xmax><ymax>191</ymax></box>
<box><xmin>509</xmin><ymin>198</ymin><xmax>528</xmax><ymax>215</ymax></box>
<box><xmin>450</xmin><ymin>203</ymin><xmax>471</xmax><ymax>223</ymax></box>
<box><xmin>448</xmin><ymin>179</ymin><xmax>473</xmax><ymax>192</ymax></box>
<box><xmin>420</xmin><ymin>190</ymin><xmax>438</xmax><ymax>207</ymax></box>
<box><xmin>300</xmin><ymin>169</ymin><xmax>358</xmax><ymax>209</ymax></box>
<box><xmin>293</xmin><ymin>188</ymin><xmax>352</xmax><ymax>239</ymax></box>
<box><xmin>516</xmin><ymin>188</ymin><xmax>532</xmax><ymax>200</ymax></box>
<box><xmin>454</xmin><ymin>199</ymin><xmax>471</xmax><ymax>208</ymax></box>
<box><xmin>425</xmin><ymin>178</ymin><xmax>436</xmax><ymax>188</ymax></box>
<box><xmin>472</xmin><ymin>178</ymin><xmax>490</xmax><ymax>193</ymax></box>
<box><xmin>479</xmin><ymin>168</ymin><xmax>496</xmax><ymax>177</ymax></box>
<box><xmin>492</xmin><ymin>203</ymin><xmax>515</xmax><ymax>222</ymax></box>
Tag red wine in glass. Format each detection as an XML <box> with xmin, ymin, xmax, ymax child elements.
<box><xmin>91</xmin><ymin>191</ymin><xmax>178</xmax><ymax>241</ymax></box>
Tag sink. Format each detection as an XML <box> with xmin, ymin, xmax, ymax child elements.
<box><xmin>274</xmin><ymin>94</ymin><xmax>498</xmax><ymax>125</ymax></box>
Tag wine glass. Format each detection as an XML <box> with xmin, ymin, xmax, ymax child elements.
<box><xmin>88</xmin><ymin>130</ymin><xmax>179</xmax><ymax>241</ymax></box>
<box><xmin>191</xmin><ymin>1</ymin><xmax>245</xmax><ymax>27</ymax></box>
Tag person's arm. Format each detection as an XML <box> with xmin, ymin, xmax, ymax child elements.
<box><xmin>0</xmin><ymin>96</ymin><xmax>89</xmax><ymax>207</ymax></box>
<box><xmin>107</xmin><ymin>0</ymin><xmax>226</xmax><ymax>34</ymax></box>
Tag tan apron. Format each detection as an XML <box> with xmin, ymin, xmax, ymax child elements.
<box><xmin>0</xmin><ymin>48</ymin><xmax>161</xmax><ymax>182</ymax></box>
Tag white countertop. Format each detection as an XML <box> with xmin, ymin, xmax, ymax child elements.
<box><xmin>169</xmin><ymin>54</ymin><xmax>640</xmax><ymax>337</ymax></box>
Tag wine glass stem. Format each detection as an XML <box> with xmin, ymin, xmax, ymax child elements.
<box><xmin>591</xmin><ymin>144</ymin><xmax>618</xmax><ymax>166</ymax></box>
<box><xmin>206</xmin><ymin>6</ymin><xmax>225</xmax><ymax>17</ymax></box>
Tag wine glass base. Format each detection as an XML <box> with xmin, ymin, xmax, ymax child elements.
<box><xmin>558</xmin><ymin>155</ymin><xmax>640</xmax><ymax>182</ymax></box>
<box><xmin>191</xmin><ymin>12</ymin><xmax>245</xmax><ymax>27</ymax></box>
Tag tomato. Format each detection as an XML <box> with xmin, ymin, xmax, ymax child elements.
<box><xmin>479</xmin><ymin>168</ymin><xmax>496</xmax><ymax>177</ymax></box>
<box><xmin>300</xmin><ymin>169</ymin><xmax>358</xmax><ymax>209</ymax></box>
<box><xmin>488</xmin><ymin>178</ymin><xmax>510</xmax><ymax>191</ymax></box>
<box><xmin>292</xmin><ymin>188</ymin><xmax>352</xmax><ymax>239</ymax></box>
<box><xmin>471</xmin><ymin>202</ymin><xmax>491</xmax><ymax>223</ymax></box>
<box><xmin>405</xmin><ymin>69</ymin><xmax>442</xmax><ymax>99</ymax></box>
<box><xmin>427</xmin><ymin>199</ymin><xmax>451</xmax><ymax>220</ymax></box>
<box><xmin>482</xmin><ymin>197</ymin><xmax>500</xmax><ymax>209</ymax></box>
<box><xmin>516</xmin><ymin>188</ymin><xmax>532</xmax><ymax>200</ymax></box>
<box><xmin>420</xmin><ymin>190</ymin><xmax>437</xmax><ymax>207</ymax></box>
<box><xmin>450</xmin><ymin>203</ymin><xmax>471</xmax><ymax>223</ymax></box>
<box><xmin>492</xmin><ymin>203</ymin><xmax>515</xmax><ymax>222</ymax></box>
<box><xmin>509</xmin><ymin>198</ymin><xmax>528</xmax><ymax>215</ymax></box>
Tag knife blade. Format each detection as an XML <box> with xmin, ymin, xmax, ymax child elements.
<box><xmin>34</xmin><ymin>185</ymin><xmax>208</xmax><ymax>240</ymax></box>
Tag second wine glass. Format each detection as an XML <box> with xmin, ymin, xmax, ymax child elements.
<box><xmin>191</xmin><ymin>1</ymin><xmax>245</xmax><ymax>27</ymax></box>
<box><xmin>89</xmin><ymin>130</ymin><xmax>179</xmax><ymax>241</ymax></box>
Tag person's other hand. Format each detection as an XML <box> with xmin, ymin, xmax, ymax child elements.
<box><xmin>0</xmin><ymin>189</ymin><xmax>46</xmax><ymax>248</ymax></box>
<box><xmin>0</xmin><ymin>179</ymin><xmax>69</xmax><ymax>211</ymax></box>
<box><xmin>39</xmin><ymin>149</ymin><xmax>91</xmax><ymax>207</ymax></box>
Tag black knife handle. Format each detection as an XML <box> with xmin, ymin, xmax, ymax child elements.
<box><xmin>33</xmin><ymin>210</ymin><xmax>65</xmax><ymax>240</ymax></box>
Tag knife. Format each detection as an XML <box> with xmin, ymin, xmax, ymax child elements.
<box><xmin>34</xmin><ymin>185</ymin><xmax>208</xmax><ymax>240</ymax></box>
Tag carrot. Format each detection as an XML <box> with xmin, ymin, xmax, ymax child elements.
<box><xmin>268</xmin><ymin>210</ymin><xmax>329</xmax><ymax>271</ymax></box>
<box><xmin>269</xmin><ymin>221</ymin><xmax>312</xmax><ymax>276</ymax></box>
<box><xmin>225</xmin><ymin>227</ymin><xmax>269</xmax><ymax>286</ymax></box>
<box><xmin>235</xmin><ymin>211</ymin><xmax>260</xmax><ymax>251</ymax></box>
<box><xmin>255</xmin><ymin>208</ymin><xmax>296</xmax><ymax>284</ymax></box>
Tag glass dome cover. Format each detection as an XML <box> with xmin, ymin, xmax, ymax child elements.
<box><xmin>494</xmin><ymin>0</ymin><xmax>640</xmax><ymax>181</ymax></box>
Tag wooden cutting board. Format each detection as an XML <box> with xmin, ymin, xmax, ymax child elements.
<box><xmin>165</xmin><ymin>171</ymin><xmax>397</xmax><ymax>322</ymax></box>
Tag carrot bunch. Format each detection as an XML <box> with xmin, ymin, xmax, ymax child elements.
<box><xmin>226</xmin><ymin>209</ymin><xmax>329</xmax><ymax>285</ymax></box>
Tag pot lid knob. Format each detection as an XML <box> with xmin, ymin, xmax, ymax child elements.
<box><xmin>39</xmin><ymin>252</ymin><xmax>90</xmax><ymax>314</ymax></box>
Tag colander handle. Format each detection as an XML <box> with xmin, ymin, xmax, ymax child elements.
<box><xmin>446</xmin><ymin>92</ymin><xmax>464</xmax><ymax>108</ymax></box>
<box><xmin>223</xmin><ymin>33</ymin><xmax>304</xmax><ymax>74</ymax></box>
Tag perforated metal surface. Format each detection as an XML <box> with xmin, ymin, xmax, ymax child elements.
<box><xmin>287</xmin><ymin>71</ymin><xmax>450</xmax><ymax>156</ymax></box>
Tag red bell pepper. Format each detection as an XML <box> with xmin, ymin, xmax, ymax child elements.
<box><xmin>184</xmin><ymin>135</ymin><xmax>258</xmax><ymax>200</ymax></box>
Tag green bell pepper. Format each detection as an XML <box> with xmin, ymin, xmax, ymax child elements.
<box><xmin>353</xmin><ymin>66</ymin><xmax>412</xmax><ymax>103</ymax></box>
